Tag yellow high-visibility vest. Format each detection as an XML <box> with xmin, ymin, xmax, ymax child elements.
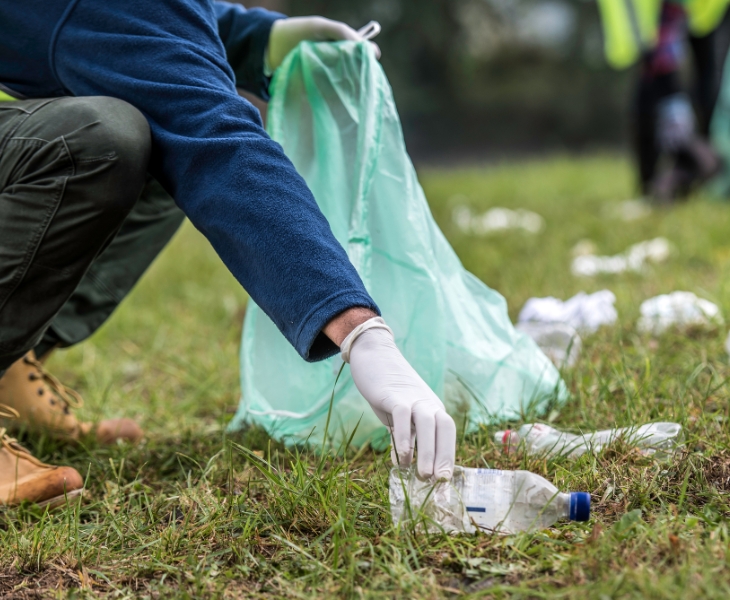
<box><xmin>0</xmin><ymin>89</ymin><xmax>16</xmax><ymax>101</ymax></box>
<box><xmin>597</xmin><ymin>0</ymin><xmax>729</xmax><ymax>70</ymax></box>
<box><xmin>596</xmin><ymin>0</ymin><xmax>663</xmax><ymax>70</ymax></box>
<box><xmin>687</xmin><ymin>0</ymin><xmax>730</xmax><ymax>36</ymax></box>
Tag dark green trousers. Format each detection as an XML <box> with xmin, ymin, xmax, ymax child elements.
<box><xmin>0</xmin><ymin>97</ymin><xmax>185</xmax><ymax>372</ymax></box>
<box><xmin>34</xmin><ymin>176</ymin><xmax>186</xmax><ymax>360</ymax></box>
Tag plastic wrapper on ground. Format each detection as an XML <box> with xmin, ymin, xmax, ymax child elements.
<box><xmin>518</xmin><ymin>290</ymin><xmax>617</xmax><ymax>334</ymax></box>
<box><xmin>638</xmin><ymin>291</ymin><xmax>723</xmax><ymax>335</ymax></box>
<box><xmin>571</xmin><ymin>238</ymin><xmax>671</xmax><ymax>277</ymax></box>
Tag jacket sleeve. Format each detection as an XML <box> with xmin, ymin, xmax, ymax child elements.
<box><xmin>53</xmin><ymin>0</ymin><xmax>378</xmax><ymax>361</ymax></box>
<box><xmin>214</xmin><ymin>1</ymin><xmax>285</xmax><ymax>100</ymax></box>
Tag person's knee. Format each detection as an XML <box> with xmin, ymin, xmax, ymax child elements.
<box><xmin>83</xmin><ymin>96</ymin><xmax>150</xmax><ymax>157</ymax></box>
<box><xmin>53</xmin><ymin>97</ymin><xmax>152</xmax><ymax>213</ymax></box>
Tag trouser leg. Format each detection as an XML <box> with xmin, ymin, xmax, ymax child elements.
<box><xmin>0</xmin><ymin>96</ymin><xmax>151</xmax><ymax>372</ymax></box>
<box><xmin>689</xmin><ymin>30</ymin><xmax>719</xmax><ymax>136</ymax></box>
<box><xmin>634</xmin><ymin>70</ymin><xmax>682</xmax><ymax>192</ymax></box>
<box><xmin>634</xmin><ymin>76</ymin><xmax>660</xmax><ymax>193</ymax></box>
<box><xmin>34</xmin><ymin>177</ymin><xmax>185</xmax><ymax>357</ymax></box>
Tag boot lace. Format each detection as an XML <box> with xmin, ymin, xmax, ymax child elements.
<box><xmin>0</xmin><ymin>403</ymin><xmax>54</xmax><ymax>466</ymax></box>
<box><xmin>0</xmin><ymin>404</ymin><xmax>20</xmax><ymax>442</ymax></box>
<box><xmin>23</xmin><ymin>355</ymin><xmax>84</xmax><ymax>412</ymax></box>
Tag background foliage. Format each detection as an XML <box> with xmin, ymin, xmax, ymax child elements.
<box><xmin>248</xmin><ymin>0</ymin><xmax>632</xmax><ymax>160</ymax></box>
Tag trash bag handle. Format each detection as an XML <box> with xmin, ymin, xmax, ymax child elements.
<box><xmin>357</xmin><ymin>21</ymin><xmax>382</xmax><ymax>41</ymax></box>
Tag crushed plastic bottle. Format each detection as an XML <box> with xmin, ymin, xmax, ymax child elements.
<box><xmin>389</xmin><ymin>466</ymin><xmax>590</xmax><ymax>534</ymax></box>
<box><xmin>495</xmin><ymin>422</ymin><xmax>682</xmax><ymax>459</ymax></box>
<box><xmin>515</xmin><ymin>321</ymin><xmax>582</xmax><ymax>368</ymax></box>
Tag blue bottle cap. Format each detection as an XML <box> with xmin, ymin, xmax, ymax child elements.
<box><xmin>569</xmin><ymin>492</ymin><xmax>591</xmax><ymax>522</ymax></box>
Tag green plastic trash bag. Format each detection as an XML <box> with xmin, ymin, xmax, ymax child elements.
<box><xmin>229</xmin><ymin>41</ymin><xmax>567</xmax><ymax>449</ymax></box>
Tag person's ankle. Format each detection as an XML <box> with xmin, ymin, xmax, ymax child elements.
<box><xmin>33</xmin><ymin>341</ymin><xmax>59</xmax><ymax>363</ymax></box>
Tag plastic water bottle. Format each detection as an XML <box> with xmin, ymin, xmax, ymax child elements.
<box><xmin>495</xmin><ymin>422</ymin><xmax>682</xmax><ymax>459</ymax></box>
<box><xmin>389</xmin><ymin>466</ymin><xmax>590</xmax><ymax>534</ymax></box>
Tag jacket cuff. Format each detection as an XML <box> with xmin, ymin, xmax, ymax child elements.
<box><xmin>295</xmin><ymin>290</ymin><xmax>381</xmax><ymax>362</ymax></box>
<box><xmin>245</xmin><ymin>9</ymin><xmax>285</xmax><ymax>101</ymax></box>
<box><xmin>219</xmin><ymin>5</ymin><xmax>286</xmax><ymax>100</ymax></box>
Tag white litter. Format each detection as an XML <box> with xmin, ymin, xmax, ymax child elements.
<box><xmin>571</xmin><ymin>237</ymin><xmax>671</xmax><ymax>277</ymax></box>
<box><xmin>638</xmin><ymin>291</ymin><xmax>723</xmax><ymax>335</ymax></box>
<box><xmin>495</xmin><ymin>422</ymin><xmax>683</xmax><ymax>459</ymax></box>
<box><xmin>518</xmin><ymin>290</ymin><xmax>618</xmax><ymax>334</ymax></box>
<box><xmin>452</xmin><ymin>206</ymin><xmax>544</xmax><ymax>235</ymax></box>
<box><xmin>515</xmin><ymin>321</ymin><xmax>582</xmax><ymax>368</ymax></box>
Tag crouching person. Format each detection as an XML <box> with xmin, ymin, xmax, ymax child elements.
<box><xmin>0</xmin><ymin>0</ymin><xmax>456</xmax><ymax>507</ymax></box>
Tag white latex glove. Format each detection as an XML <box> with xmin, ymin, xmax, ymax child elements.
<box><xmin>267</xmin><ymin>17</ymin><xmax>381</xmax><ymax>73</ymax></box>
<box><xmin>341</xmin><ymin>317</ymin><xmax>456</xmax><ymax>480</ymax></box>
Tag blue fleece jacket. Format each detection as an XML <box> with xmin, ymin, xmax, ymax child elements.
<box><xmin>0</xmin><ymin>0</ymin><xmax>378</xmax><ymax>361</ymax></box>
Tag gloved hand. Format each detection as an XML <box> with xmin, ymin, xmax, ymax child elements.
<box><xmin>341</xmin><ymin>317</ymin><xmax>456</xmax><ymax>480</ymax></box>
<box><xmin>267</xmin><ymin>17</ymin><xmax>381</xmax><ymax>73</ymax></box>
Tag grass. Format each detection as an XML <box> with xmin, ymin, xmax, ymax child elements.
<box><xmin>4</xmin><ymin>154</ymin><xmax>730</xmax><ymax>598</ymax></box>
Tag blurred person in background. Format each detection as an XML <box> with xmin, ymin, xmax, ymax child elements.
<box><xmin>0</xmin><ymin>1</ymin><xmax>455</xmax><ymax>507</ymax></box>
<box><xmin>598</xmin><ymin>0</ymin><xmax>730</xmax><ymax>202</ymax></box>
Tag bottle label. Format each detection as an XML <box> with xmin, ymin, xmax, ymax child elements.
<box><xmin>461</xmin><ymin>469</ymin><xmax>511</xmax><ymax>531</ymax></box>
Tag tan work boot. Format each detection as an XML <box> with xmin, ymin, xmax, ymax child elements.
<box><xmin>0</xmin><ymin>352</ymin><xmax>143</xmax><ymax>444</ymax></box>
<box><xmin>0</xmin><ymin>406</ymin><xmax>84</xmax><ymax>508</ymax></box>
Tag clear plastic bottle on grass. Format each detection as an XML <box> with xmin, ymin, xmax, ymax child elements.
<box><xmin>495</xmin><ymin>422</ymin><xmax>682</xmax><ymax>459</ymax></box>
<box><xmin>389</xmin><ymin>466</ymin><xmax>590</xmax><ymax>534</ymax></box>
<box><xmin>515</xmin><ymin>321</ymin><xmax>582</xmax><ymax>368</ymax></box>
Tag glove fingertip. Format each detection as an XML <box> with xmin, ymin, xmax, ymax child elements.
<box><xmin>417</xmin><ymin>466</ymin><xmax>434</xmax><ymax>480</ymax></box>
<box><xmin>398</xmin><ymin>447</ymin><xmax>413</xmax><ymax>465</ymax></box>
<box><xmin>436</xmin><ymin>467</ymin><xmax>453</xmax><ymax>481</ymax></box>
